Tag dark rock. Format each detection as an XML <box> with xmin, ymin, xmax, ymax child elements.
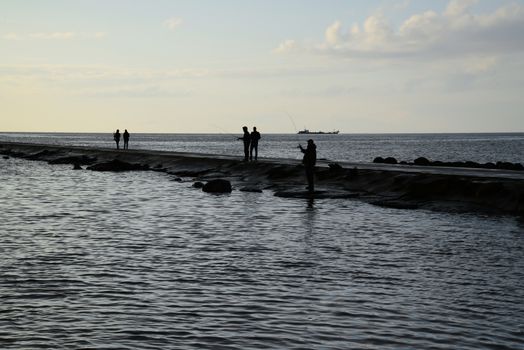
<box><xmin>383</xmin><ymin>157</ymin><xmax>398</xmax><ymax>164</ymax></box>
<box><xmin>266</xmin><ymin>165</ymin><xmax>301</xmax><ymax>179</ymax></box>
<box><xmin>25</xmin><ymin>150</ymin><xmax>57</xmax><ymax>160</ymax></box>
<box><xmin>49</xmin><ymin>155</ymin><xmax>97</xmax><ymax>165</ymax></box>
<box><xmin>475</xmin><ymin>182</ymin><xmax>504</xmax><ymax>197</ymax></box>
<box><xmin>202</xmin><ymin>179</ymin><xmax>232</xmax><ymax>193</ymax></box>
<box><xmin>495</xmin><ymin>161</ymin><xmax>524</xmax><ymax>171</ymax></box>
<box><xmin>373</xmin><ymin>157</ymin><xmax>384</xmax><ymax>163</ymax></box>
<box><xmin>176</xmin><ymin>169</ymin><xmax>211</xmax><ymax>177</ymax></box>
<box><xmin>414</xmin><ymin>157</ymin><xmax>430</xmax><ymax>166</ymax></box>
<box><xmin>73</xmin><ymin>163</ymin><xmax>82</xmax><ymax>170</ymax></box>
<box><xmin>464</xmin><ymin>161</ymin><xmax>480</xmax><ymax>168</ymax></box>
<box><xmin>172</xmin><ymin>177</ymin><xmax>183</xmax><ymax>182</ymax></box>
<box><xmin>192</xmin><ymin>181</ymin><xmax>204</xmax><ymax>188</ymax></box>
<box><xmin>87</xmin><ymin>159</ymin><xmax>149</xmax><ymax>172</ymax></box>
<box><xmin>274</xmin><ymin>190</ymin><xmax>359</xmax><ymax>199</ymax></box>
<box><xmin>347</xmin><ymin>167</ymin><xmax>359</xmax><ymax>179</ymax></box>
<box><xmin>2</xmin><ymin>155</ymin><xmax>9</xmax><ymax>160</ymax></box>
<box><xmin>239</xmin><ymin>187</ymin><xmax>263</xmax><ymax>193</ymax></box>
<box><xmin>450</xmin><ymin>161</ymin><xmax>465</xmax><ymax>167</ymax></box>
<box><xmin>371</xmin><ymin>200</ymin><xmax>420</xmax><ymax>210</ymax></box>
<box><xmin>405</xmin><ymin>176</ymin><xmax>475</xmax><ymax>198</ymax></box>
<box><xmin>328</xmin><ymin>163</ymin><xmax>343</xmax><ymax>171</ymax></box>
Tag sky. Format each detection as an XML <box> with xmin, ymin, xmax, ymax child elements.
<box><xmin>1</xmin><ymin>0</ymin><xmax>524</xmax><ymax>133</ymax></box>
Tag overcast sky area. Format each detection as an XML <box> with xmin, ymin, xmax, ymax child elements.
<box><xmin>1</xmin><ymin>0</ymin><xmax>524</xmax><ymax>133</ymax></box>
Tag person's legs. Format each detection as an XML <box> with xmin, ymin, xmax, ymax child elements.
<box><xmin>305</xmin><ymin>167</ymin><xmax>314</xmax><ymax>192</ymax></box>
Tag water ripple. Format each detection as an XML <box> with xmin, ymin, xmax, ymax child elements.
<box><xmin>0</xmin><ymin>157</ymin><xmax>523</xmax><ymax>349</ymax></box>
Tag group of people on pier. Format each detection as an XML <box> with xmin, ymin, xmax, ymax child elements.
<box><xmin>237</xmin><ymin>126</ymin><xmax>317</xmax><ymax>192</ymax></box>
<box><xmin>111</xmin><ymin>126</ymin><xmax>317</xmax><ymax>193</ymax></box>
<box><xmin>113</xmin><ymin>129</ymin><xmax>130</xmax><ymax>150</ymax></box>
<box><xmin>238</xmin><ymin>126</ymin><xmax>261</xmax><ymax>161</ymax></box>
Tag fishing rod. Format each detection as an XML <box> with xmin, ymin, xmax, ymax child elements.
<box><xmin>211</xmin><ymin>124</ymin><xmax>240</xmax><ymax>140</ymax></box>
<box><xmin>284</xmin><ymin>111</ymin><xmax>303</xmax><ymax>149</ymax></box>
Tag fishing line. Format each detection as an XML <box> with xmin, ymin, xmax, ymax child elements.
<box><xmin>285</xmin><ymin>111</ymin><xmax>298</xmax><ymax>134</ymax></box>
<box><xmin>283</xmin><ymin>110</ymin><xmax>303</xmax><ymax>151</ymax></box>
<box><xmin>211</xmin><ymin>124</ymin><xmax>239</xmax><ymax>140</ymax></box>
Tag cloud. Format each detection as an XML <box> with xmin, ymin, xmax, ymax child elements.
<box><xmin>444</xmin><ymin>0</ymin><xmax>478</xmax><ymax>17</ymax></box>
<box><xmin>276</xmin><ymin>1</ymin><xmax>524</xmax><ymax>60</ymax></box>
<box><xmin>2</xmin><ymin>32</ymin><xmax>106</xmax><ymax>40</ymax></box>
<box><xmin>273</xmin><ymin>39</ymin><xmax>299</xmax><ymax>53</ymax></box>
<box><xmin>164</xmin><ymin>17</ymin><xmax>184</xmax><ymax>31</ymax></box>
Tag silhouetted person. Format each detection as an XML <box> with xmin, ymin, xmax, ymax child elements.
<box><xmin>123</xmin><ymin>129</ymin><xmax>130</xmax><ymax>150</ymax></box>
<box><xmin>238</xmin><ymin>126</ymin><xmax>250</xmax><ymax>161</ymax></box>
<box><xmin>250</xmin><ymin>126</ymin><xmax>261</xmax><ymax>161</ymax></box>
<box><xmin>113</xmin><ymin>129</ymin><xmax>121</xmax><ymax>149</ymax></box>
<box><xmin>299</xmin><ymin>139</ymin><xmax>317</xmax><ymax>193</ymax></box>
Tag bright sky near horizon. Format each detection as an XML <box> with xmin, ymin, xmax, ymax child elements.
<box><xmin>1</xmin><ymin>0</ymin><xmax>523</xmax><ymax>133</ymax></box>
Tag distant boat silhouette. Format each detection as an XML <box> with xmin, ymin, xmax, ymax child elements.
<box><xmin>298</xmin><ymin>128</ymin><xmax>339</xmax><ymax>135</ymax></box>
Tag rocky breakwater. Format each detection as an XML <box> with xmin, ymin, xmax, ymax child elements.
<box><xmin>1</xmin><ymin>141</ymin><xmax>524</xmax><ymax>217</ymax></box>
<box><xmin>374</xmin><ymin>156</ymin><xmax>524</xmax><ymax>171</ymax></box>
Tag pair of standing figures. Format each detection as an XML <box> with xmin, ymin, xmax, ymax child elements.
<box><xmin>239</xmin><ymin>126</ymin><xmax>261</xmax><ymax>161</ymax></box>
<box><xmin>239</xmin><ymin>126</ymin><xmax>317</xmax><ymax>192</ymax></box>
<box><xmin>113</xmin><ymin>129</ymin><xmax>130</xmax><ymax>150</ymax></box>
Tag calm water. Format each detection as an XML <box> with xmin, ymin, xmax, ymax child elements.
<box><xmin>1</xmin><ymin>155</ymin><xmax>523</xmax><ymax>349</ymax></box>
<box><xmin>1</xmin><ymin>132</ymin><xmax>524</xmax><ymax>163</ymax></box>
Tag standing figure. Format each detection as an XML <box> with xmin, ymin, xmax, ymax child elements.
<box><xmin>123</xmin><ymin>129</ymin><xmax>130</xmax><ymax>150</ymax></box>
<box><xmin>299</xmin><ymin>139</ymin><xmax>317</xmax><ymax>193</ymax></box>
<box><xmin>250</xmin><ymin>126</ymin><xmax>261</xmax><ymax>161</ymax></box>
<box><xmin>238</xmin><ymin>126</ymin><xmax>251</xmax><ymax>161</ymax></box>
<box><xmin>113</xmin><ymin>129</ymin><xmax>121</xmax><ymax>149</ymax></box>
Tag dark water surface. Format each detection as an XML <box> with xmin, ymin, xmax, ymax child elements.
<box><xmin>1</xmin><ymin>156</ymin><xmax>523</xmax><ymax>349</ymax></box>
<box><xmin>1</xmin><ymin>132</ymin><xmax>524</xmax><ymax>163</ymax></box>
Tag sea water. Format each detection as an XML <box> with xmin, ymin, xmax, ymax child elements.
<box><xmin>1</xmin><ymin>132</ymin><xmax>524</xmax><ymax>164</ymax></box>
<box><xmin>0</xmin><ymin>153</ymin><xmax>523</xmax><ymax>349</ymax></box>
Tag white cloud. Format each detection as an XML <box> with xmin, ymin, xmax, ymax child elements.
<box><xmin>325</xmin><ymin>21</ymin><xmax>343</xmax><ymax>45</ymax></box>
<box><xmin>273</xmin><ymin>39</ymin><xmax>299</xmax><ymax>53</ymax></box>
<box><xmin>444</xmin><ymin>0</ymin><xmax>478</xmax><ymax>17</ymax></box>
<box><xmin>276</xmin><ymin>1</ymin><xmax>524</xmax><ymax>60</ymax></box>
<box><xmin>164</xmin><ymin>17</ymin><xmax>184</xmax><ymax>31</ymax></box>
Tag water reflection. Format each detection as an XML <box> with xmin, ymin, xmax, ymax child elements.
<box><xmin>1</xmin><ymin>157</ymin><xmax>523</xmax><ymax>350</ymax></box>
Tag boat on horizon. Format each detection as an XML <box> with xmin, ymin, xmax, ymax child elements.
<box><xmin>297</xmin><ymin>128</ymin><xmax>339</xmax><ymax>135</ymax></box>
